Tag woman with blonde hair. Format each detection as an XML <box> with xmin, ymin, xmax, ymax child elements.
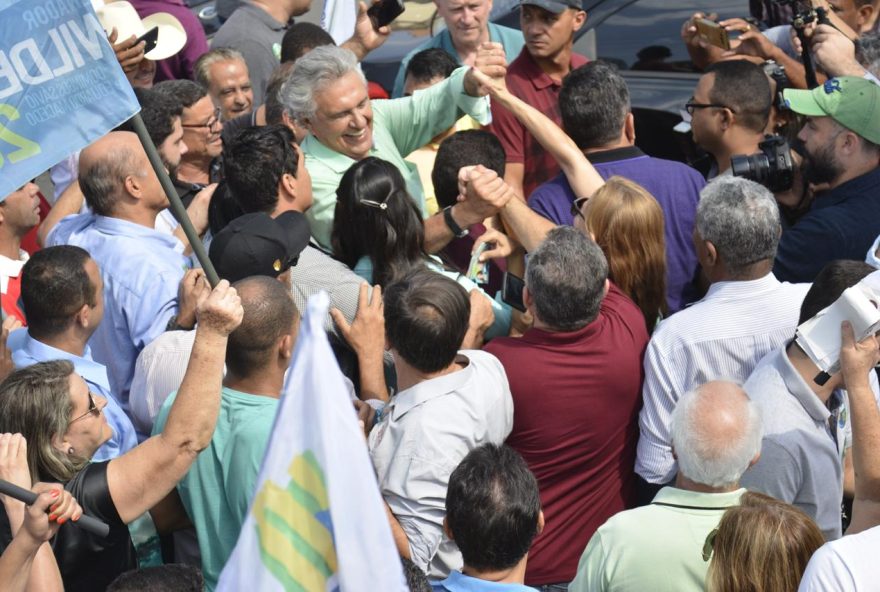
<box><xmin>575</xmin><ymin>176</ymin><xmax>668</xmax><ymax>332</ymax></box>
<box><xmin>706</xmin><ymin>491</ymin><xmax>825</xmax><ymax>592</ymax></box>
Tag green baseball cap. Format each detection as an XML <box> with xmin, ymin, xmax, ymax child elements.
<box><xmin>783</xmin><ymin>77</ymin><xmax>880</xmax><ymax>145</ymax></box>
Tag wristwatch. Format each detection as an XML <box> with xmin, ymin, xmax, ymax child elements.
<box><xmin>443</xmin><ymin>206</ymin><xmax>468</xmax><ymax>238</ymax></box>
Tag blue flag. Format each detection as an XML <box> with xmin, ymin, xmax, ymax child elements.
<box><xmin>0</xmin><ymin>0</ymin><xmax>139</xmax><ymax>198</ymax></box>
<box><xmin>217</xmin><ymin>291</ymin><xmax>407</xmax><ymax>592</ymax></box>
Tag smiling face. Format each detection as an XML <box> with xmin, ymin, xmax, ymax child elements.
<box><xmin>305</xmin><ymin>71</ymin><xmax>374</xmax><ymax>161</ymax></box>
<box><xmin>181</xmin><ymin>96</ymin><xmax>224</xmax><ymax>160</ymax></box>
<box><xmin>208</xmin><ymin>58</ymin><xmax>254</xmax><ymax>120</ymax></box>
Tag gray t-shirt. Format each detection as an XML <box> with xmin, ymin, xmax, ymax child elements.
<box><xmin>740</xmin><ymin>344</ymin><xmax>850</xmax><ymax>540</ymax></box>
<box><xmin>211</xmin><ymin>2</ymin><xmax>286</xmax><ymax>105</ymax></box>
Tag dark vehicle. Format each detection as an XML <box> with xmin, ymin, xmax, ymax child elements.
<box><xmin>362</xmin><ymin>0</ymin><xmax>752</xmax><ymax>162</ymax></box>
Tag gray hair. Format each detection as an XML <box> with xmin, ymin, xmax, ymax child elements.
<box><xmin>526</xmin><ymin>226</ymin><xmax>609</xmax><ymax>331</ymax></box>
<box><xmin>695</xmin><ymin>177</ymin><xmax>780</xmax><ymax>276</ymax></box>
<box><xmin>671</xmin><ymin>381</ymin><xmax>762</xmax><ymax>489</ymax></box>
<box><xmin>194</xmin><ymin>47</ymin><xmax>247</xmax><ymax>89</ymax></box>
<box><xmin>79</xmin><ymin>144</ymin><xmax>141</xmax><ymax>217</ymax></box>
<box><xmin>279</xmin><ymin>45</ymin><xmax>364</xmax><ymax>124</ymax></box>
<box><xmin>857</xmin><ymin>33</ymin><xmax>880</xmax><ymax>78</ymax></box>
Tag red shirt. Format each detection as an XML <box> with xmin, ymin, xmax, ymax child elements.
<box><xmin>490</xmin><ymin>48</ymin><xmax>588</xmax><ymax>199</ymax></box>
<box><xmin>484</xmin><ymin>284</ymin><xmax>648</xmax><ymax>585</ymax></box>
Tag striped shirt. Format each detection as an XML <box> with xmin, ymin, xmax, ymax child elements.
<box><xmin>635</xmin><ymin>273</ymin><xmax>810</xmax><ymax>484</ymax></box>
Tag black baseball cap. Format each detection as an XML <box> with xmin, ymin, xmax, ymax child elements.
<box><xmin>520</xmin><ymin>0</ymin><xmax>582</xmax><ymax>14</ymax></box>
<box><xmin>209</xmin><ymin>211</ymin><xmax>311</xmax><ymax>283</ymax></box>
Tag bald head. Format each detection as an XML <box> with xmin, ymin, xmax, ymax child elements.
<box><xmin>79</xmin><ymin>132</ymin><xmax>151</xmax><ymax>216</ymax></box>
<box><xmin>671</xmin><ymin>381</ymin><xmax>762</xmax><ymax>488</ymax></box>
<box><xmin>226</xmin><ymin>276</ymin><xmax>298</xmax><ymax>377</ymax></box>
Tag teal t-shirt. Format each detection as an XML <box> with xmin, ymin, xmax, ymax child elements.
<box><xmin>152</xmin><ymin>387</ymin><xmax>279</xmax><ymax>591</ymax></box>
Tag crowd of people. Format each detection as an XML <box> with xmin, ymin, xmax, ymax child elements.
<box><xmin>1</xmin><ymin>0</ymin><xmax>880</xmax><ymax>590</ymax></box>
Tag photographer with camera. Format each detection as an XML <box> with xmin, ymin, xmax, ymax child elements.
<box><xmin>773</xmin><ymin>76</ymin><xmax>880</xmax><ymax>283</ymax></box>
<box><xmin>688</xmin><ymin>61</ymin><xmax>773</xmax><ymax>179</ymax></box>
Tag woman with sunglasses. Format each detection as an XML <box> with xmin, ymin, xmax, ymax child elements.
<box><xmin>0</xmin><ymin>282</ymin><xmax>242</xmax><ymax>592</ymax></box>
<box><xmin>331</xmin><ymin>156</ymin><xmax>511</xmax><ymax>341</ymax></box>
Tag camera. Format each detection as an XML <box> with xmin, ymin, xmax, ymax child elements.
<box><xmin>731</xmin><ymin>135</ymin><xmax>795</xmax><ymax>192</ymax></box>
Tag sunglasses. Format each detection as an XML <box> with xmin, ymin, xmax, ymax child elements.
<box><xmin>684</xmin><ymin>98</ymin><xmax>736</xmax><ymax>116</ymax></box>
<box><xmin>702</xmin><ymin>527</ymin><xmax>718</xmax><ymax>562</ymax></box>
<box><xmin>570</xmin><ymin>196</ymin><xmax>590</xmax><ymax>220</ymax></box>
<box><xmin>70</xmin><ymin>391</ymin><xmax>102</xmax><ymax>424</ymax></box>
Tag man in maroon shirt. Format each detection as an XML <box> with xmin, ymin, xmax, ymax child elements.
<box><xmin>490</xmin><ymin>0</ymin><xmax>587</xmax><ymax>200</ymax></box>
<box><xmin>484</xmin><ymin>227</ymin><xmax>649</xmax><ymax>589</ymax></box>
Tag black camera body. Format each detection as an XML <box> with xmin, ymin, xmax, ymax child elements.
<box><xmin>731</xmin><ymin>135</ymin><xmax>795</xmax><ymax>192</ymax></box>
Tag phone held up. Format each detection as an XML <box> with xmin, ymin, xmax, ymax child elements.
<box><xmin>501</xmin><ymin>272</ymin><xmax>526</xmax><ymax>313</ymax></box>
<box><xmin>368</xmin><ymin>0</ymin><xmax>405</xmax><ymax>30</ymax></box>
<box><xmin>135</xmin><ymin>26</ymin><xmax>160</xmax><ymax>55</ymax></box>
<box><xmin>694</xmin><ymin>18</ymin><xmax>730</xmax><ymax>50</ymax></box>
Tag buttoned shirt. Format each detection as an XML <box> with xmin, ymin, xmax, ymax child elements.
<box><xmin>570</xmin><ymin>487</ymin><xmax>747</xmax><ymax>592</ymax></box>
<box><xmin>47</xmin><ymin>214</ymin><xmax>190</xmax><ymax>411</ymax></box>
<box><xmin>432</xmin><ymin>571</ymin><xmax>539</xmax><ymax>592</ymax></box>
<box><xmin>369</xmin><ymin>350</ymin><xmax>513</xmax><ymax>579</ymax></box>
<box><xmin>302</xmin><ymin>66</ymin><xmax>492</xmax><ymax>250</ymax></box>
<box><xmin>391</xmin><ymin>23</ymin><xmax>525</xmax><ymax>98</ymax></box>
<box><xmin>740</xmin><ymin>345</ymin><xmax>850</xmax><ymax>540</ymax></box>
<box><xmin>636</xmin><ymin>273</ymin><xmax>810</xmax><ymax>484</ymax></box>
<box><xmin>9</xmin><ymin>330</ymin><xmax>138</xmax><ymax>461</ymax></box>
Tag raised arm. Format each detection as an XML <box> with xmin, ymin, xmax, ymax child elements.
<box><xmin>106</xmin><ymin>281</ymin><xmax>243</xmax><ymax>524</ymax></box>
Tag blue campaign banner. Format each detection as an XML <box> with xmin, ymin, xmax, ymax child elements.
<box><xmin>0</xmin><ymin>0</ymin><xmax>140</xmax><ymax>198</ymax></box>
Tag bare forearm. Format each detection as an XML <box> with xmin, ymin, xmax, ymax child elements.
<box><xmin>500</xmin><ymin>197</ymin><xmax>556</xmax><ymax>253</ymax></box>
<box><xmin>491</xmin><ymin>90</ymin><xmax>604</xmax><ymax>198</ymax></box>
<box><xmin>384</xmin><ymin>502</ymin><xmax>411</xmax><ymax>559</ymax></box>
<box><xmin>357</xmin><ymin>352</ymin><xmax>389</xmax><ymax>402</ymax></box>
<box><xmin>1</xmin><ymin>505</ymin><xmax>62</xmax><ymax>592</ymax></box>
<box><xmin>848</xmin><ymin>378</ymin><xmax>880</xmax><ymax>500</ymax></box>
<box><xmin>38</xmin><ymin>182</ymin><xmax>83</xmax><ymax>247</ymax></box>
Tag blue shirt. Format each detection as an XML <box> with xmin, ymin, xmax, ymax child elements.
<box><xmin>391</xmin><ymin>23</ymin><xmax>525</xmax><ymax>98</ymax></box>
<box><xmin>528</xmin><ymin>146</ymin><xmax>705</xmax><ymax>313</ymax></box>
<box><xmin>8</xmin><ymin>329</ymin><xmax>138</xmax><ymax>461</ymax></box>
<box><xmin>47</xmin><ymin>214</ymin><xmax>190</xmax><ymax>411</ymax></box>
<box><xmin>774</xmin><ymin>166</ymin><xmax>880</xmax><ymax>283</ymax></box>
<box><xmin>432</xmin><ymin>571</ymin><xmax>539</xmax><ymax>592</ymax></box>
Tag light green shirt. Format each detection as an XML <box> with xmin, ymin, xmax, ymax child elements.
<box><xmin>569</xmin><ymin>487</ymin><xmax>746</xmax><ymax>592</ymax></box>
<box><xmin>152</xmin><ymin>387</ymin><xmax>279</xmax><ymax>591</ymax></box>
<box><xmin>302</xmin><ymin>66</ymin><xmax>492</xmax><ymax>250</ymax></box>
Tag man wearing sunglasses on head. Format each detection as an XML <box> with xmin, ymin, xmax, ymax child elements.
<box><xmin>688</xmin><ymin>60</ymin><xmax>773</xmax><ymax>179</ymax></box>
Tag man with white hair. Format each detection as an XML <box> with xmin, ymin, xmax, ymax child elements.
<box><xmin>636</xmin><ymin>177</ymin><xmax>810</xmax><ymax>502</ymax></box>
<box><xmin>280</xmin><ymin>44</ymin><xmax>511</xmax><ymax>251</ymax></box>
<box><xmin>194</xmin><ymin>48</ymin><xmax>254</xmax><ymax>121</ymax></box>
<box><xmin>570</xmin><ymin>381</ymin><xmax>762</xmax><ymax>592</ymax></box>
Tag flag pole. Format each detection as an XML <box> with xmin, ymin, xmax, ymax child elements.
<box><xmin>129</xmin><ymin>112</ymin><xmax>220</xmax><ymax>287</ymax></box>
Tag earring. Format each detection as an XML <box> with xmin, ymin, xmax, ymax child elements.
<box><xmin>67</xmin><ymin>447</ymin><xmax>74</xmax><ymax>455</ymax></box>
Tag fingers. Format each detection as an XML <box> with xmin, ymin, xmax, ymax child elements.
<box><xmin>329</xmin><ymin>307</ymin><xmax>352</xmax><ymax>340</ymax></box>
<box><xmin>368</xmin><ymin>284</ymin><xmax>383</xmax><ymax>310</ymax></box>
<box><xmin>2</xmin><ymin>315</ymin><xmax>21</xmax><ymax>332</ymax></box>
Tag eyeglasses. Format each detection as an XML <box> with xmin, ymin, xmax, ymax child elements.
<box><xmin>182</xmin><ymin>107</ymin><xmax>222</xmax><ymax>130</ymax></box>
<box><xmin>702</xmin><ymin>527</ymin><xmax>719</xmax><ymax>562</ymax></box>
<box><xmin>570</xmin><ymin>196</ymin><xmax>590</xmax><ymax>220</ymax></box>
<box><xmin>684</xmin><ymin>98</ymin><xmax>736</xmax><ymax>116</ymax></box>
<box><xmin>70</xmin><ymin>391</ymin><xmax>102</xmax><ymax>424</ymax></box>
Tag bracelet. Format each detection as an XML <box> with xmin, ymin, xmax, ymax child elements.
<box><xmin>443</xmin><ymin>206</ymin><xmax>469</xmax><ymax>238</ymax></box>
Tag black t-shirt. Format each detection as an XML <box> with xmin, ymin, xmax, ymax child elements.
<box><xmin>0</xmin><ymin>461</ymin><xmax>137</xmax><ymax>592</ymax></box>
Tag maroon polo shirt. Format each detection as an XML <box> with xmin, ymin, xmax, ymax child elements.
<box><xmin>484</xmin><ymin>284</ymin><xmax>648</xmax><ymax>585</ymax></box>
<box><xmin>490</xmin><ymin>48</ymin><xmax>588</xmax><ymax>199</ymax></box>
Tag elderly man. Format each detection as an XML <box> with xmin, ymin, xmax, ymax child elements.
<box><xmin>485</xmin><ymin>227</ymin><xmax>649</xmax><ymax>589</ymax></box>
<box><xmin>369</xmin><ymin>269</ymin><xmax>514</xmax><ymax>579</ymax></box>
<box><xmin>46</xmin><ymin>132</ymin><xmax>199</xmax><ymax>411</ymax></box>
<box><xmin>194</xmin><ymin>48</ymin><xmax>254</xmax><ymax>121</ymax></box>
<box><xmin>570</xmin><ymin>381</ymin><xmax>761</xmax><ymax>592</ymax></box>
<box><xmin>773</xmin><ymin>77</ymin><xmax>880</xmax><ymax>283</ymax></box>
<box><xmin>636</xmin><ymin>177</ymin><xmax>809</xmax><ymax>500</ymax></box>
<box><xmin>741</xmin><ymin>261</ymin><xmax>878</xmax><ymax>540</ymax></box>
<box><xmin>391</xmin><ymin>0</ymin><xmax>524</xmax><ymax>97</ymax></box>
<box><xmin>281</xmin><ymin>44</ymin><xmax>510</xmax><ymax>251</ymax></box>
<box><xmin>11</xmin><ymin>246</ymin><xmax>138</xmax><ymax>461</ymax></box>
<box><xmin>530</xmin><ymin>61</ymin><xmax>705</xmax><ymax>313</ymax></box>
<box><xmin>491</xmin><ymin>0</ymin><xmax>587</xmax><ymax>199</ymax></box>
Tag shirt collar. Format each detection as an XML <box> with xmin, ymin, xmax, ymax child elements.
<box><xmin>773</xmin><ymin>344</ymin><xmax>835</xmax><ymax>423</ymax></box>
<box><xmin>302</xmin><ymin>134</ymin><xmax>363</xmax><ymax>174</ymax></box>
<box><xmin>0</xmin><ymin>252</ymin><xmax>26</xmax><ymax>293</ymax></box>
<box><xmin>21</xmin><ymin>332</ymin><xmax>112</xmax><ymax>394</ymax></box>
<box><xmin>516</xmin><ymin>47</ymin><xmax>585</xmax><ymax>90</ymax></box>
<box><xmin>438</xmin><ymin>570</ymin><xmax>539</xmax><ymax>591</ymax></box>
<box><xmin>652</xmin><ymin>486</ymin><xmax>747</xmax><ymax>508</ymax></box>
<box><xmin>703</xmin><ymin>272</ymin><xmax>782</xmax><ymax>302</ymax></box>
<box><xmin>391</xmin><ymin>354</ymin><xmax>475</xmax><ymax>420</ymax></box>
<box><xmin>814</xmin><ymin>166</ymin><xmax>880</xmax><ymax>209</ymax></box>
<box><xmin>241</xmin><ymin>2</ymin><xmax>289</xmax><ymax>30</ymax></box>
<box><xmin>586</xmin><ymin>145</ymin><xmax>646</xmax><ymax>164</ymax></box>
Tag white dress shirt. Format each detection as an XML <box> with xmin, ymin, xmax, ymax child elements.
<box><xmin>635</xmin><ymin>273</ymin><xmax>810</xmax><ymax>484</ymax></box>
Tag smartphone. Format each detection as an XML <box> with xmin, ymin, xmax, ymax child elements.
<box><xmin>694</xmin><ymin>18</ymin><xmax>730</xmax><ymax>50</ymax></box>
<box><xmin>136</xmin><ymin>26</ymin><xmax>159</xmax><ymax>55</ymax></box>
<box><xmin>367</xmin><ymin>0</ymin><xmax>405</xmax><ymax>30</ymax></box>
<box><xmin>501</xmin><ymin>272</ymin><xmax>526</xmax><ymax>313</ymax></box>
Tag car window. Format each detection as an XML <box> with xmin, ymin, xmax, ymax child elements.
<box><xmin>576</xmin><ymin>0</ymin><xmax>752</xmax><ymax>71</ymax></box>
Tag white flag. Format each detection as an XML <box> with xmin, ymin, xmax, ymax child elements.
<box><xmin>321</xmin><ymin>0</ymin><xmax>358</xmax><ymax>46</ymax></box>
<box><xmin>217</xmin><ymin>292</ymin><xmax>407</xmax><ymax>592</ymax></box>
